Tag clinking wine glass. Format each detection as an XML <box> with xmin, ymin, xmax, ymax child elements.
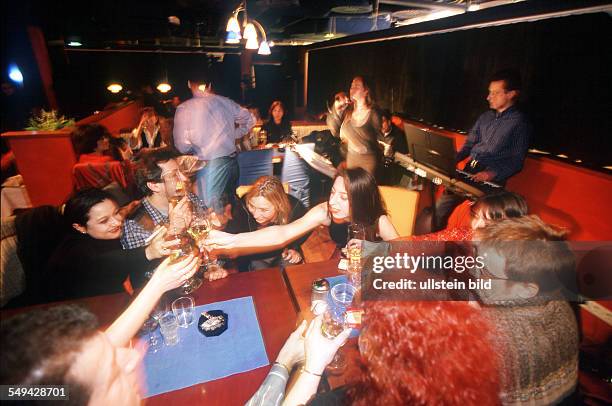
<box><xmin>321</xmin><ymin>283</ymin><xmax>357</xmax><ymax>374</ymax></box>
<box><xmin>163</xmin><ymin>169</ymin><xmax>189</xmax><ymax>207</ymax></box>
<box><xmin>166</xmin><ymin>218</ymin><xmax>201</xmax><ymax>294</ymax></box>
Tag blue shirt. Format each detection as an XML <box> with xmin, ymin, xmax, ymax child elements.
<box><xmin>456</xmin><ymin>106</ymin><xmax>531</xmax><ymax>182</ymax></box>
<box><xmin>173</xmin><ymin>92</ymin><xmax>255</xmax><ymax>161</ymax></box>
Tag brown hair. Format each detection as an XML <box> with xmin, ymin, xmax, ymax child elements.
<box><xmin>476</xmin><ymin>215</ymin><xmax>573</xmax><ymax>292</ymax></box>
<box><xmin>331</xmin><ymin>166</ymin><xmax>386</xmax><ymax>227</ymax></box>
<box><xmin>345</xmin><ymin>76</ymin><xmax>375</xmax><ymax>121</ymax></box>
<box><xmin>245</xmin><ymin>176</ymin><xmax>291</xmax><ymax>225</ymax></box>
<box><xmin>0</xmin><ymin>305</ymin><xmax>99</xmax><ymax>405</ymax></box>
<box><xmin>471</xmin><ymin>191</ymin><xmax>528</xmax><ymax>223</ymax></box>
<box><xmin>268</xmin><ymin>100</ymin><xmax>285</xmax><ymax>119</ymax></box>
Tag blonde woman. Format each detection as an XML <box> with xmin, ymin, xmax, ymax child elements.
<box><xmin>225</xmin><ymin>176</ymin><xmax>307</xmax><ymax>271</ymax></box>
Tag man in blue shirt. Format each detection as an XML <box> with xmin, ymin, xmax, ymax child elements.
<box><xmin>434</xmin><ymin>70</ymin><xmax>532</xmax><ymax>229</ymax></box>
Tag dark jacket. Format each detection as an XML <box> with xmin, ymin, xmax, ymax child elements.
<box><xmin>44</xmin><ymin>232</ymin><xmax>157</xmax><ymax>302</ymax></box>
<box><xmin>225</xmin><ymin>194</ymin><xmax>308</xmax><ymax>271</ymax></box>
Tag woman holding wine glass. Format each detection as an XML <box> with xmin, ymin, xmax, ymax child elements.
<box><xmin>44</xmin><ymin>188</ymin><xmax>179</xmax><ymax>302</ymax></box>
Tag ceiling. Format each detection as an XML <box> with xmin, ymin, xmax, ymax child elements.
<box><xmin>21</xmin><ymin>0</ymin><xmax>521</xmax><ymax>52</ymax></box>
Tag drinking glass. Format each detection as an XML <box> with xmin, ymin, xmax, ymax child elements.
<box><xmin>258</xmin><ymin>129</ymin><xmax>268</xmax><ymax>147</ymax></box>
<box><xmin>172</xmin><ymin>296</ymin><xmax>195</xmax><ymax>328</ymax></box>
<box><xmin>321</xmin><ymin>283</ymin><xmax>357</xmax><ymax>374</ymax></box>
<box><xmin>140</xmin><ymin>317</ymin><xmax>162</xmax><ymax>353</ymax></box>
<box><xmin>158</xmin><ymin>312</ymin><xmax>180</xmax><ymax>346</ymax></box>
<box><xmin>345</xmin><ymin>223</ymin><xmax>365</xmax><ymax>276</ymax></box>
<box><xmin>163</xmin><ymin>169</ymin><xmax>189</xmax><ymax>207</ymax></box>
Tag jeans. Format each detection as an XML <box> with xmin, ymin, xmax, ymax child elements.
<box><xmin>196</xmin><ymin>156</ymin><xmax>239</xmax><ymax>210</ymax></box>
<box><xmin>281</xmin><ymin>149</ymin><xmax>311</xmax><ymax>208</ymax></box>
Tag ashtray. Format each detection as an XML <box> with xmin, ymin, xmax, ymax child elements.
<box><xmin>197</xmin><ymin>310</ymin><xmax>228</xmax><ymax>337</ymax></box>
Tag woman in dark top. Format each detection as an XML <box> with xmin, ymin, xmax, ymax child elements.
<box><xmin>261</xmin><ymin>100</ymin><xmax>293</xmax><ymax>144</ymax></box>
<box><xmin>44</xmin><ymin>189</ymin><xmax>170</xmax><ymax>302</ymax></box>
<box><xmin>225</xmin><ymin>176</ymin><xmax>307</xmax><ymax>271</ymax></box>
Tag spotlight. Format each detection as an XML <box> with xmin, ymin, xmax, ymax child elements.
<box><xmin>156</xmin><ymin>83</ymin><xmax>172</xmax><ymax>93</ymax></box>
<box><xmin>8</xmin><ymin>64</ymin><xmax>23</xmax><ymax>84</ymax></box>
<box><xmin>107</xmin><ymin>83</ymin><xmax>123</xmax><ymax>93</ymax></box>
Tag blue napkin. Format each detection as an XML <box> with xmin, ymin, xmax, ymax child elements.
<box><xmin>141</xmin><ymin>296</ymin><xmax>269</xmax><ymax>398</ymax></box>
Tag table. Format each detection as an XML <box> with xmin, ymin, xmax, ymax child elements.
<box><xmin>283</xmin><ymin>260</ymin><xmax>361</xmax><ymax>389</ymax></box>
<box><xmin>1</xmin><ymin>268</ymin><xmax>297</xmax><ymax>406</ymax></box>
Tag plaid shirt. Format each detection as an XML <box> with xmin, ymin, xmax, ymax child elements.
<box><xmin>120</xmin><ymin>192</ymin><xmax>205</xmax><ymax>249</ymax></box>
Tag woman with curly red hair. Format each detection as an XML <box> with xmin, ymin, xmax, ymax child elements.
<box><xmin>261</xmin><ymin>301</ymin><xmax>501</xmax><ymax>406</ymax></box>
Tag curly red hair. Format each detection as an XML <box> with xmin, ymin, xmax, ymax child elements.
<box><xmin>350</xmin><ymin>301</ymin><xmax>500</xmax><ymax>405</ymax></box>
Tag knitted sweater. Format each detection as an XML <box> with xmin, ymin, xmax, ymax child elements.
<box><xmin>483</xmin><ymin>300</ymin><xmax>579</xmax><ymax>405</ymax></box>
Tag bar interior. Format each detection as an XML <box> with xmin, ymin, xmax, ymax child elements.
<box><xmin>1</xmin><ymin>1</ymin><xmax>610</xmax><ymax>405</ymax></box>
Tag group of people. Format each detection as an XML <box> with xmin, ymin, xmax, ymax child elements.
<box><xmin>1</xmin><ymin>68</ymin><xmax>580</xmax><ymax>406</ymax></box>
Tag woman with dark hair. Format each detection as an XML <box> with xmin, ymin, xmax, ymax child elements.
<box><xmin>206</xmin><ymin>167</ymin><xmax>398</xmax><ymax>253</ymax></box>
<box><xmin>261</xmin><ymin>100</ymin><xmax>293</xmax><ymax>144</ymax></box>
<box><xmin>225</xmin><ymin>176</ymin><xmax>307</xmax><ymax>271</ymax></box>
<box><xmin>72</xmin><ymin>124</ymin><xmax>113</xmax><ymax>164</ymax></box>
<box><xmin>327</xmin><ymin>76</ymin><xmax>382</xmax><ymax>177</ymax></box>
<box><xmin>410</xmin><ymin>191</ymin><xmax>529</xmax><ymax>242</ymax></box>
<box><xmin>43</xmin><ymin>188</ymin><xmax>175</xmax><ymax>302</ymax></box>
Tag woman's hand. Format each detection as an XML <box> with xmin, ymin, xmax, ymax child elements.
<box><xmin>169</xmin><ymin>195</ymin><xmax>192</xmax><ymax>232</ymax></box>
<box><xmin>204</xmin><ymin>266</ymin><xmax>229</xmax><ymax>281</ymax></box>
<box><xmin>303</xmin><ymin>316</ymin><xmax>351</xmax><ymax>375</ymax></box>
<box><xmin>204</xmin><ymin>229</ymin><xmax>238</xmax><ymax>250</ymax></box>
<box><xmin>145</xmin><ymin>226</ymin><xmax>180</xmax><ymax>260</ymax></box>
<box><xmin>148</xmin><ymin>254</ymin><xmax>199</xmax><ymax>294</ymax></box>
<box><xmin>282</xmin><ymin>249</ymin><xmax>303</xmax><ymax>264</ymax></box>
<box><xmin>276</xmin><ymin>320</ymin><xmax>307</xmax><ymax>370</ymax></box>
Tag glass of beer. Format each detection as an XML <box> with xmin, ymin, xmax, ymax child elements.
<box><xmin>321</xmin><ymin>283</ymin><xmax>356</xmax><ymax>374</ymax></box>
<box><xmin>258</xmin><ymin>129</ymin><xmax>268</xmax><ymax>147</ymax></box>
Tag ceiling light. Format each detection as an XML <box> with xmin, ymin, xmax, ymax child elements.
<box><xmin>156</xmin><ymin>83</ymin><xmax>171</xmax><ymax>93</ymax></box>
<box><xmin>168</xmin><ymin>16</ymin><xmax>180</xmax><ymax>25</ymax></box>
<box><xmin>243</xmin><ymin>23</ymin><xmax>257</xmax><ymax>41</ymax></box>
<box><xmin>226</xmin><ymin>15</ymin><xmax>241</xmax><ymax>33</ymax></box>
<box><xmin>67</xmin><ymin>41</ymin><xmax>82</xmax><ymax>47</ymax></box>
<box><xmin>107</xmin><ymin>83</ymin><xmax>123</xmax><ymax>93</ymax></box>
<box><xmin>245</xmin><ymin>36</ymin><xmax>259</xmax><ymax>50</ymax></box>
<box><xmin>258</xmin><ymin>41</ymin><xmax>271</xmax><ymax>55</ymax></box>
<box><xmin>226</xmin><ymin>31</ymin><xmax>241</xmax><ymax>44</ymax></box>
<box><xmin>8</xmin><ymin>64</ymin><xmax>23</xmax><ymax>84</ymax></box>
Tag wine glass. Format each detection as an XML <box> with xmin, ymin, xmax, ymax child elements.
<box><xmin>321</xmin><ymin>283</ymin><xmax>357</xmax><ymax>374</ymax></box>
<box><xmin>344</xmin><ymin>223</ymin><xmax>365</xmax><ymax>276</ymax></box>
<box><xmin>163</xmin><ymin>169</ymin><xmax>189</xmax><ymax>208</ymax></box>
<box><xmin>165</xmin><ymin>218</ymin><xmax>201</xmax><ymax>294</ymax></box>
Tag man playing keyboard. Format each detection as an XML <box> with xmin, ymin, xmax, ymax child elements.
<box><xmin>435</xmin><ymin>69</ymin><xmax>532</xmax><ymax>230</ymax></box>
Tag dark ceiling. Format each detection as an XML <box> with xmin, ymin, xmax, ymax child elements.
<box><xmin>14</xmin><ymin>0</ymin><xmax>513</xmax><ymax>52</ymax></box>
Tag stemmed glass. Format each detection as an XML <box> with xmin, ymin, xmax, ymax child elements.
<box><xmin>321</xmin><ymin>283</ymin><xmax>357</xmax><ymax>374</ymax></box>
<box><xmin>187</xmin><ymin>207</ymin><xmax>214</xmax><ymax>290</ymax></box>
<box><xmin>165</xmin><ymin>217</ymin><xmax>201</xmax><ymax>294</ymax></box>
<box><xmin>163</xmin><ymin>169</ymin><xmax>189</xmax><ymax>208</ymax></box>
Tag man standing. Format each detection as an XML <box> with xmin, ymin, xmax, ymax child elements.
<box><xmin>173</xmin><ymin>73</ymin><xmax>255</xmax><ymax>209</ymax></box>
<box><xmin>378</xmin><ymin>109</ymin><xmax>408</xmax><ymax>185</ymax></box>
<box><xmin>435</xmin><ymin>69</ymin><xmax>532</xmax><ymax>229</ymax></box>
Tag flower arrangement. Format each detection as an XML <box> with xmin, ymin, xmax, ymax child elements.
<box><xmin>25</xmin><ymin>109</ymin><xmax>75</xmax><ymax>131</ymax></box>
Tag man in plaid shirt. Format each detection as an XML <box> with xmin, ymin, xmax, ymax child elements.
<box><xmin>121</xmin><ymin>148</ymin><xmax>204</xmax><ymax>250</ymax></box>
